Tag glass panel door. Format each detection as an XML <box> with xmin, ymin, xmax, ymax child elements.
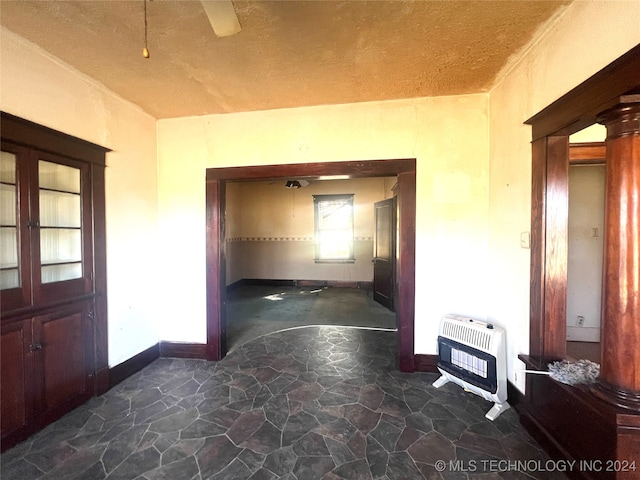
<box><xmin>0</xmin><ymin>151</ymin><xmax>19</xmax><ymax>289</ymax></box>
<box><xmin>38</xmin><ymin>161</ymin><xmax>82</xmax><ymax>283</ymax></box>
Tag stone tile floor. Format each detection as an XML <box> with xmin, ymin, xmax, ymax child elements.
<box><xmin>1</xmin><ymin>326</ymin><xmax>566</xmax><ymax>479</ymax></box>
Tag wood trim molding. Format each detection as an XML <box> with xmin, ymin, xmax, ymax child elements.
<box><xmin>227</xmin><ymin>279</ymin><xmax>374</xmax><ymax>291</ymax></box>
<box><xmin>569</xmin><ymin>142</ymin><xmax>606</xmax><ymax>164</ymax></box>
<box><xmin>226</xmin><ymin>279</ymin><xmax>247</xmax><ymax>292</ymax></box>
<box><xmin>206</xmin><ymin>158</ymin><xmax>416</xmax><ymax>181</ymax></box>
<box><xmin>108</xmin><ymin>342</ymin><xmax>207</xmax><ymax>391</ymax></box>
<box><xmin>1</xmin><ymin>111</ymin><xmax>110</xmax><ymax>164</ymax></box>
<box><xmin>92</xmin><ymin>163</ymin><xmax>109</xmax><ymax>396</ymax></box>
<box><xmin>525</xmin><ymin>44</ymin><xmax>640</xmax><ymax>140</ymax></box>
<box><xmin>543</xmin><ymin>136</ymin><xmax>569</xmax><ymax>360</ymax></box>
<box><xmin>206</xmin><ymin>178</ymin><xmax>226</xmax><ymax>361</ymax></box>
<box><xmin>413</xmin><ymin>354</ymin><xmax>438</xmax><ymax>373</ymax></box>
<box><xmin>96</xmin><ymin>367</ymin><xmax>110</xmax><ymax>396</ymax></box>
<box><xmin>160</xmin><ymin>342</ymin><xmax>208</xmax><ymax>359</ymax></box>
<box><xmin>529</xmin><ymin>138</ymin><xmax>547</xmax><ymax>366</ymax></box>
<box><xmin>109</xmin><ymin>343</ymin><xmax>159</xmax><ymax>388</ymax></box>
<box><xmin>507</xmin><ymin>381</ymin><xmax>525</xmax><ymax>409</ymax></box>
<box><xmin>396</xmin><ymin>170</ymin><xmax>416</xmax><ymax>372</ymax></box>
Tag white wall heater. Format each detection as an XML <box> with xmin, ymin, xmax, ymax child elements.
<box><xmin>432</xmin><ymin>314</ymin><xmax>510</xmax><ymax>421</ymax></box>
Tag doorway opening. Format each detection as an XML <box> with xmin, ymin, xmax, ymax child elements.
<box><xmin>205</xmin><ymin>159</ymin><xmax>416</xmax><ymax>371</ymax></box>
<box><xmin>223</xmin><ymin>175</ymin><xmax>398</xmax><ymax>352</ymax></box>
<box><xmin>566</xmin><ymin>140</ymin><xmax>606</xmax><ymax>363</ymax></box>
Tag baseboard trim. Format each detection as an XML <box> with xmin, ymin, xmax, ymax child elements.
<box><xmin>566</xmin><ymin>326</ymin><xmax>600</xmax><ymax>342</ymax></box>
<box><xmin>228</xmin><ymin>279</ymin><xmax>374</xmax><ymax>291</ymax></box>
<box><xmin>226</xmin><ymin>279</ymin><xmax>245</xmax><ymax>292</ymax></box>
<box><xmin>96</xmin><ymin>366</ymin><xmax>110</xmax><ymax>396</ymax></box>
<box><xmin>107</xmin><ymin>341</ymin><xmax>207</xmax><ymax>390</ymax></box>
<box><xmin>328</xmin><ymin>280</ymin><xmax>373</xmax><ymax>290</ymax></box>
<box><xmin>507</xmin><ymin>380</ymin><xmax>525</xmax><ymax>408</ymax></box>
<box><xmin>159</xmin><ymin>341</ymin><xmax>207</xmax><ymax>359</ymax></box>
<box><xmin>242</xmin><ymin>278</ymin><xmax>297</xmax><ymax>287</ymax></box>
<box><xmin>414</xmin><ymin>354</ymin><xmax>438</xmax><ymax>373</ymax></box>
<box><xmin>109</xmin><ymin>343</ymin><xmax>160</xmax><ymax>388</ymax></box>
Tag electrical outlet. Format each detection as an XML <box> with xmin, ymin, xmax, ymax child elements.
<box><xmin>577</xmin><ymin>315</ymin><xmax>585</xmax><ymax>326</ymax></box>
<box><xmin>514</xmin><ymin>358</ymin><xmax>526</xmax><ymax>393</ymax></box>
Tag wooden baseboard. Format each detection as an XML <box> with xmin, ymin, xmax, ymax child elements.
<box><xmin>507</xmin><ymin>380</ymin><xmax>525</xmax><ymax>408</ymax></box>
<box><xmin>226</xmin><ymin>279</ymin><xmax>245</xmax><ymax>292</ymax></box>
<box><xmin>414</xmin><ymin>354</ymin><xmax>438</xmax><ymax>373</ymax></box>
<box><xmin>228</xmin><ymin>279</ymin><xmax>374</xmax><ymax>291</ymax></box>
<box><xmin>108</xmin><ymin>342</ymin><xmax>207</xmax><ymax>390</ymax></box>
<box><xmin>109</xmin><ymin>343</ymin><xmax>159</xmax><ymax>388</ymax></box>
<box><xmin>96</xmin><ymin>366</ymin><xmax>110</xmax><ymax>396</ymax></box>
<box><xmin>242</xmin><ymin>279</ymin><xmax>297</xmax><ymax>287</ymax></box>
<box><xmin>159</xmin><ymin>341</ymin><xmax>207</xmax><ymax>359</ymax></box>
<box><xmin>329</xmin><ymin>280</ymin><xmax>373</xmax><ymax>290</ymax></box>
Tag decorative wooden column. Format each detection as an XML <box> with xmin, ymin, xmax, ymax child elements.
<box><xmin>593</xmin><ymin>96</ymin><xmax>640</xmax><ymax>412</ymax></box>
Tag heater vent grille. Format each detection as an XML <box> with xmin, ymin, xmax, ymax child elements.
<box><xmin>434</xmin><ymin>314</ymin><xmax>509</xmax><ymax>420</ymax></box>
<box><xmin>441</xmin><ymin>318</ymin><xmax>492</xmax><ymax>351</ymax></box>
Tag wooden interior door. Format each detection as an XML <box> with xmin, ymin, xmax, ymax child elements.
<box><xmin>373</xmin><ymin>197</ymin><xmax>396</xmax><ymax>311</ymax></box>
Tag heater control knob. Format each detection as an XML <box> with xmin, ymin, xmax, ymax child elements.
<box><xmin>487</xmin><ymin>324</ymin><xmax>494</xmax><ymax>329</ymax></box>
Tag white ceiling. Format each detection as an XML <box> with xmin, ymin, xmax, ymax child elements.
<box><xmin>0</xmin><ymin>0</ymin><xmax>571</xmax><ymax>119</ymax></box>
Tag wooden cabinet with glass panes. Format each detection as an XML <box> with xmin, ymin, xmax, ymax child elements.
<box><xmin>0</xmin><ymin>113</ymin><xmax>109</xmax><ymax>451</ymax></box>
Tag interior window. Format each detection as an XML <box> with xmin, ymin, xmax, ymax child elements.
<box><xmin>313</xmin><ymin>194</ymin><xmax>354</xmax><ymax>263</ymax></box>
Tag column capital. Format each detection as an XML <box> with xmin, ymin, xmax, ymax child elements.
<box><xmin>598</xmin><ymin>98</ymin><xmax>640</xmax><ymax>140</ymax></box>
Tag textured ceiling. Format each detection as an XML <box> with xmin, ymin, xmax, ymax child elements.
<box><xmin>0</xmin><ymin>0</ymin><xmax>570</xmax><ymax>119</ymax></box>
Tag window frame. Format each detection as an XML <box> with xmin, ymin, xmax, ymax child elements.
<box><xmin>313</xmin><ymin>193</ymin><xmax>355</xmax><ymax>264</ymax></box>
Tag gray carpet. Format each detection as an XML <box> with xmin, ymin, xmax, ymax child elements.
<box><xmin>226</xmin><ymin>286</ymin><xmax>397</xmax><ymax>352</ymax></box>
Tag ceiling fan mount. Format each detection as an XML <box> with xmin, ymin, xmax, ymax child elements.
<box><xmin>142</xmin><ymin>0</ymin><xmax>240</xmax><ymax>58</ymax></box>
<box><xmin>201</xmin><ymin>0</ymin><xmax>242</xmax><ymax>38</ymax></box>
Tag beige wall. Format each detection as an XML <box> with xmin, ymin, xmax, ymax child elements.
<box><xmin>3</xmin><ymin>0</ymin><xmax>638</xmax><ymax>378</ymax></box>
<box><xmin>488</xmin><ymin>1</ymin><xmax>640</xmax><ymax>391</ymax></box>
<box><xmin>567</xmin><ymin>164</ymin><xmax>605</xmax><ymax>342</ymax></box>
<box><xmin>1</xmin><ymin>28</ymin><xmax>160</xmax><ymax>367</ymax></box>
<box><xmin>157</xmin><ymin>94</ymin><xmax>490</xmax><ymax>344</ymax></box>
<box><xmin>226</xmin><ymin>178</ymin><xmax>395</xmax><ymax>283</ymax></box>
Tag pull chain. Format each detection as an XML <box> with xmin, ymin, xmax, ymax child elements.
<box><xmin>143</xmin><ymin>0</ymin><xmax>150</xmax><ymax>58</ymax></box>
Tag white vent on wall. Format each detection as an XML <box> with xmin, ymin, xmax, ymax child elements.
<box><xmin>433</xmin><ymin>314</ymin><xmax>510</xmax><ymax>421</ymax></box>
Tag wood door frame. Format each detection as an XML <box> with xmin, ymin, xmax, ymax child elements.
<box><xmin>523</xmin><ymin>44</ymin><xmax>640</xmax><ymax>368</ymax></box>
<box><xmin>206</xmin><ymin>158</ymin><xmax>416</xmax><ymax>371</ymax></box>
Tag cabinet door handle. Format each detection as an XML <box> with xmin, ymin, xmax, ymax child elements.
<box><xmin>29</xmin><ymin>343</ymin><xmax>43</xmax><ymax>352</ymax></box>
